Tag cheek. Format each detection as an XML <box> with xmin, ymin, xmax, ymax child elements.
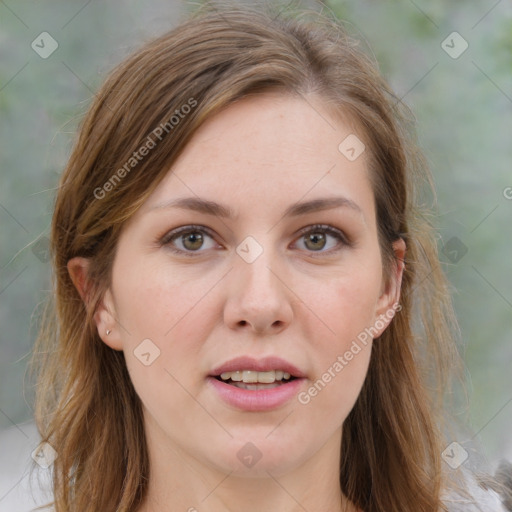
<box><xmin>296</xmin><ymin>257</ymin><xmax>381</xmax><ymax>417</ymax></box>
<box><xmin>298</xmin><ymin>292</ymin><xmax>374</xmax><ymax>431</ymax></box>
<box><xmin>112</xmin><ymin>260</ymin><xmax>220</xmax><ymax>405</ymax></box>
<box><xmin>118</xmin><ymin>275</ymin><xmax>210</xmax><ymax>435</ymax></box>
<box><xmin>112</xmin><ymin>258</ymin><xmax>219</xmax><ymax>347</ymax></box>
<box><xmin>304</xmin><ymin>258</ymin><xmax>383</xmax><ymax>349</ymax></box>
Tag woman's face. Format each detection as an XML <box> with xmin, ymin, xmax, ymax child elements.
<box><xmin>84</xmin><ymin>92</ymin><xmax>404</xmax><ymax>477</ymax></box>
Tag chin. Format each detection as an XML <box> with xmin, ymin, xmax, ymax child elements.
<box><xmin>200</xmin><ymin>434</ymin><xmax>311</xmax><ymax>477</ymax></box>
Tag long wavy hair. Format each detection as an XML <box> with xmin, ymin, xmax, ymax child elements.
<box><xmin>31</xmin><ymin>2</ymin><xmax>466</xmax><ymax>510</ymax></box>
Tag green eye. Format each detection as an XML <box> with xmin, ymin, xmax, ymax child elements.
<box><xmin>161</xmin><ymin>225</ymin><xmax>217</xmax><ymax>256</ymax></box>
<box><xmin>160</xmin><ymin>223</ymin><xmax>351</xmax><ymax>258</ymax></box>
<box><xmin>294</xmin><ymin>224</ymin><xmax>351</xmax><ymax>254</ymax></box>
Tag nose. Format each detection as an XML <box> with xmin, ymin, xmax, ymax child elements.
<box><xmin>223</xmin><ymin>247</ymin><xmax>293</xmax><ymax>336</ymax></box>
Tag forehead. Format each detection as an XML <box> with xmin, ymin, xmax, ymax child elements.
<box><xmin>139</xmin><ymin>92</ymin><xmax>374</xmax><ymax>223</ymax></box>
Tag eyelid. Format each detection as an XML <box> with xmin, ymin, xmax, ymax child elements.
<box><xmin>158</xmin><ymin>223</ymin><xmax>352</xmax><ymax>257</ymax></box>
<box><xmin>294</xmin><ymin>224</ymin><xmax>352</xmax><ymax>249</ymax></box>
<box><xmin>159</xmin><ymin>224</ymin><xmax>217</xmax><ymax>246</ymax></box>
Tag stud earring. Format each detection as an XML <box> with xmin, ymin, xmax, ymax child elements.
<box><xmin>106</xmin><ymin>329</ymin><xmax>111</xmax><ymax>335</ymax></box>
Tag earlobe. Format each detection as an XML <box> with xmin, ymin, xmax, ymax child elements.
<box><xmin>67</xmin><ymin>257</ymin><xmax>123</xmax><ymax>351</ymax></box>
<box><xmin>93</xmin><ymin>289</ymin><xmax>124</xmax><ymax>351</ymax></box>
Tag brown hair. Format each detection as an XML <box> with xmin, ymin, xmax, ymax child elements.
<box><xmin>32</xmin><ymin>2</ymin><xmax>464</xmax><ymax>510</ymax></box>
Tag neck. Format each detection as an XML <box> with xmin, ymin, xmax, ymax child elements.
<box><xmin>137</xmin><ymin>421</ymin><xmax>357</xmax><ymax>512</ymax></box>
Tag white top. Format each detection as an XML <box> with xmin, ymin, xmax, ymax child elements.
<box><xmin>443</xmin><ymin>476</ymin><xmax>508</xmax><ymax>511</ymax></box>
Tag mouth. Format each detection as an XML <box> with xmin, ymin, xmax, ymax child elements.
<box><xmin>208</xmin><ymin>356</ymin><xmax>306</xmax><ymax>411</ymax></box>
<box><xmin>213</xmin><ymin>370</ymin><xmax>298</xmax><ymax>390</ymax></box>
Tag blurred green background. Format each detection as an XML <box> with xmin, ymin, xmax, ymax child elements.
<box><xmin>1</xmin><ymin>0</ymin><xmax>511</xmax><ymax>476</ymax></box>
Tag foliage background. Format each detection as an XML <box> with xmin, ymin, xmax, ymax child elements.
<box><xmin>0</xmin><ymin>0</ymin><xmax>511</xmax><ymax>495</ymax></box>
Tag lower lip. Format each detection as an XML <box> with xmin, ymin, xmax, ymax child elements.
<box><xmin>207</xmin><ymin>376</ymin><xmax>305</xmax><ymax>411</ymax></box>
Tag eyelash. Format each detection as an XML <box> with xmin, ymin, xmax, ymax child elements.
<box><xmin>158</xmin><ymin>224</ymin><xmax>352</xmax><ymax>258</ymax></box>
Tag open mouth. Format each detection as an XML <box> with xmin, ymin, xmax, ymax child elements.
<box><xmin>208</xmin><ymin>366</ymin><xmax>304</xmax><ymax>411</ymax></box>
<box><xmin>213</xmin><ymin>370</ymin><xmax>298</xmax><ymax>390</ymax></box>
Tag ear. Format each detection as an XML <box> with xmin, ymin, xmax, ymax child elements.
<box><xmin>372</xmin><ymin>238</ymin><xmax>406</xmax><ymax>338</ymax></box>
<box><xmin>67</xmin><ymin>256</ymin><xmax>123</xmax><ymax>351</ymax></box>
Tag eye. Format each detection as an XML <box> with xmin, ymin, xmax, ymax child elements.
<box><xmin>159</xmin><ymin>223</ymin><xmax>351</xmax><ymax>257</ymax></box>
<box><xmin>160</xmin><ymin>225</ymin><xmax>219</xmax><ymax>257</ymax></box>
<box><xmin>292</xmin><ymin>224</ymin><xmax>351</xmax><ymax>254</ymax></box>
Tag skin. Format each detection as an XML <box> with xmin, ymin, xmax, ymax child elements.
<box><xmin>69</xmin><ymin>92</ymin><xmax>405</xmax><ymax>512</ymax></box>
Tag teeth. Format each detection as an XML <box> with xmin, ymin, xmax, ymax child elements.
<box><xmin>243</xmin><ymin>370</ymin><xmax>259</xmax><ymax>383</ymax></box>
<box><xmin>219</xmin><ymin>370</ymin><xmax>294</xmax><ymax>384</ymax></box>
<box><xmin>231</xmin><ymin>371</ymin><xmax>243</xmax><ymax>382</ymax></box>
<box><xmin>230</xmin><ymin>382</ymin><xmax>282</xmax><ymax>390</ymax></box>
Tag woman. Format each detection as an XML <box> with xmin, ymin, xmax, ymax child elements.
<box><xmin>31</xmin><ymin>2</ymin><xmax>510</xmax><ymax>511</ymax></box>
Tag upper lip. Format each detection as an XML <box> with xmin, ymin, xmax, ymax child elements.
<box><xmin>210</xmin><ymin>356</ymin><xmax>306</xmax><ymax>378</ymax></box>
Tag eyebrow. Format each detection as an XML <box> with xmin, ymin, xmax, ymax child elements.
<box><xmin>148</xmin><ymin>196</ymin><xmax>364</xmax><ymax>221</ymax></box>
